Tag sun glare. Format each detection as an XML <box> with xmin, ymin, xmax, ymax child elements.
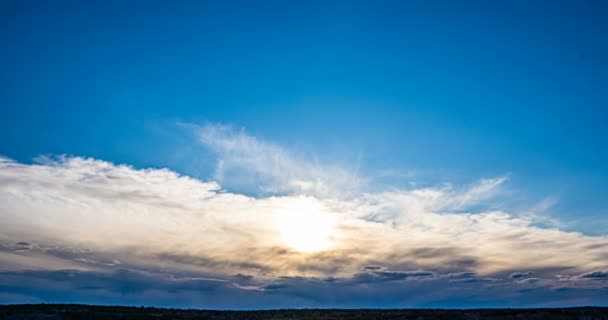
<box><xmin>278</xmin><ymin>198</ymin><xmax>334</xmax><ymax>253</ymax></box>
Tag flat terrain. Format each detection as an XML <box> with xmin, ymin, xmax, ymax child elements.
<box><xmin>1</xmin><ymin>304</ymin><xmax>607</xmax><ymax>320</ymax></box>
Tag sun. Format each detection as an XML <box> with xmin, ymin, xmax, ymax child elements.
<box><xmin>278</xmin><ymin>198</ymin><xmax>334</xmax><ymax>253</ymax></box>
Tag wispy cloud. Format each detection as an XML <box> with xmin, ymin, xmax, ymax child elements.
<box><xmin>197</xmin><ymin>123</ymin><xmax>364</xmax><ymax>197</ymax></box>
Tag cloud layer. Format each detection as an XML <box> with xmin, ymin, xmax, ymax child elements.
<box><xmin>0</xmin><ymin>126</ymin><xmax>607</xmax><ymax>308</ymax></box>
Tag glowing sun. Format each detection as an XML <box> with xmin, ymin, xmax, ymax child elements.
<box><xmin>278</xmin><ymin>198</ymin><xmax>334</xmax><ymax>252</ymax></box>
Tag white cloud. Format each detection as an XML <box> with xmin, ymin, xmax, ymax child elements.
<box><xmin>0</xmin><ymin>152</ymin><xmax>606</xmax><ymax>286</ymax></box>
<box><xmin>450</xmin><ymin>176</ymin><xmax>509</xmax><ymax>209</ymax></box>
<box><xmin>197</xmin><ymin>123</ymin><xmax>364</xmax><ymax>197</ymax></box>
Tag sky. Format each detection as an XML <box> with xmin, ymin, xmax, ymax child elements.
<box><xmin>1</xmin><ymin>0</ymin><xmax>608</xmax><ymax>309</ymax></box>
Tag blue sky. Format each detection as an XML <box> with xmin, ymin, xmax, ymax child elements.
<box><xmin>1</xmin><ymin>0</ymin><xmax>608</xmax><ymax>308</ymax></box>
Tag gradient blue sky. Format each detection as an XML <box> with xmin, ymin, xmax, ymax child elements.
<box><xmin>1</xmin><ymin>0</ymin><xmax>608</xmax><ymax>308</ymax></box>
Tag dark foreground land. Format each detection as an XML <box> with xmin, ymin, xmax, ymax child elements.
<box><xmin>1</xmin><ymin>304</ymin><xmax>607</xmax><ymax>320</ymax></box>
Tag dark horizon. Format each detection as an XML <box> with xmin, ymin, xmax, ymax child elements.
<box><xmin>2</xmin><ymin>304</ymin><xmax>608</xmax><ymax>320</ymax></box>
<box><xmin>3</xmin><ymin>303</ymin><xmax>608</xmax><ymax>310</ymax></box>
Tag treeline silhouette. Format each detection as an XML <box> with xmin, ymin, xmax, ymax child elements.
<box><xmin>1</xmin><ymin>304</ymin><xmax>607</xmax><ymax>320</ymax></box>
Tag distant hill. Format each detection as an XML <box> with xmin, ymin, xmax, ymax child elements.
<box><xmin>1</xmin><ymin>304</ymin><xmax>608</xmax><ymax>320</ymax></box>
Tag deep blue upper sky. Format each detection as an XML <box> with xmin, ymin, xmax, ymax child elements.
<box><xmin>1</xmin><ymin>0</ymin><xmax>607</xmax><ymax>233</ymax></box>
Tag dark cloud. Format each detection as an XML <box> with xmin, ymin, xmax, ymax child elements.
<box><xmin>155</xmin><ymin>252</ymin><xmax>271</xmax><ymax>274</ymax></box>
<box><xmin>370</xmin><ymin>249</ymin><xmax>480</xmax><ymax>275</ymax></box>
<box><xmin>1</xmin><ymin>268</ymin><xmax>608</xmax><ymax>308</ymax></box>
<box><xmin>350</xmin><ymin>267</ymin><xmax>436</xmax><ymax>284</ymax></box>
<box><xmin>371</xmin><ymin>270</ymin><xmax>436</xmax><ymax>281</ymax></box>
<box><xmin>443</xmin><ymin>272</ymin><xmax>500</xmax><ymax>283</ymax></box>
<box><xmin>576</xmin><ymin>271</ymin><xmax>608</xmax><ymax>280</ymax></box>
<box><xmin>446</xmin><ymin>272</ymin><xmax>476</xmax><ymax>279</ymax></box>
<box><xmin>0</xmin><ymin>242</ymin><xmax>33</xmax><ymax>252</ymax></box>
<box><xmin>517</xmin><ymin>278</ymin><xmax>540</xmax><ymax>284</ymax></box>
<box><xmin>262</xmin><ymin>283</ymin><xmax>289</xmax><ymax>291</ymax></box>
<box><xmin>458</xmin><ymin>277</ymin><xmax>498</xmax><ymax>283</ymax></box>
<box><xmin>0</xmin><ymin>242</ymin><xmax>124</xmax><ymax>268</ymax></box>
<box><xmin>410</xmin><ymin>247</ymin><xmax>459</xmax><ymax>259</ymax></box>
<box><xmin>0</xmin><ymin>269</ymin><xmax>249</xmax><ymax>309</ymax></box>
<box><xmin>44</xmin><ymin>248</ymin><xmax>121</xmax><ymax>267</ymax></box>
<box><xmin>509</xmin><ymin>271</ymin><xmax>534</xmax><ymax>279</ymax></box>
<box><xmin>362</xmin><ymin>265</ymin><xmax>383</xmax><ymax>271</ymax></box>
<box><xmin>233</xmin><ymin>273</ymin><xmax>255</xmax><ymax>283</ymax></box>
<box><xmin>291</xmin><ymin>252</ymin><xmax>358</xmax><ymax>275</ymax></box>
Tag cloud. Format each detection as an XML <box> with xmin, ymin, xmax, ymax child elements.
<box><xmin>517</xmin><ymin>277</ymin><xmax>540</xmax><ymax>284</ymax></box>
<box><xmin>509</xmin><ymin>272</ymin><xmax>535</xmax><ymax>279</ymax></box>
<box><xmin>573</xmin><ymin>271</ymin><xmax>608</xmax><ymax>280</ymax></box>
<box><xmin>1</xmin><ymin>128</ymin><xmax>608</xmax><ymax>307</ymax></box>
<box><xmin>197</xmin><ymin>123</ymin><xmax>363</xmax><ymax>196</ymax></box>
<box><xmin>2</xmin><ymin>267</ymin><xmax>606</xmax><ymax>308</ymax></box>
<box><xmin>446</xmin><ymin>272</ymin><xmax>477</xmax><ymax>279</ymax></box>
<box><xmin>350</xmin><ymin>266</ymin><xmax>436</xmax><ymax>283</ymax></box>
<box><xmin>451</xmin><ymin>176</ymin><xmax>509</xmax><ymax>210</ymax></box>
